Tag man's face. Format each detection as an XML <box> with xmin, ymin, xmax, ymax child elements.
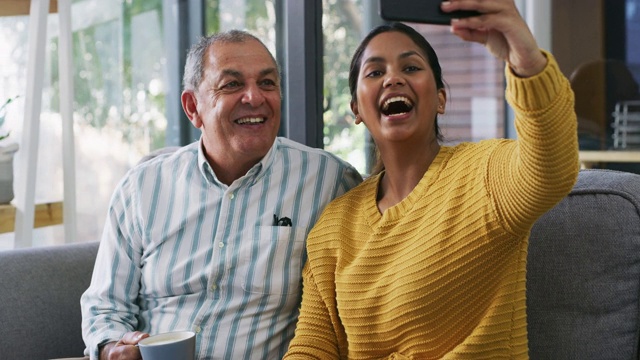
<box><xmin>184</xmin><ymin>39</ymin><xmax>281</xmax><ymax>169</ymax></box>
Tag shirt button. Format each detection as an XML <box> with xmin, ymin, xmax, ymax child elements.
<box><xmin>218</xmin><ymin>242</ymin><xmax>224</xmax><ymax>248</ymax></box>
<box><xmin>228</xmin><ymin>193</ymin><xmax>235</xmax><ymax>199</ymax></box>
<box><xmin>194</xmin><ymin>326</ymin><xmax>202</xmax><ymax>333</ymax></box>
<box><xmin>210</xmin><ymin>284</ymin><xmax>217</xmax><ymax>291</ymax></box>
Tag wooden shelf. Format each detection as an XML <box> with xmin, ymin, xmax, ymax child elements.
<box><xmin>0</xmin><ymin>0</ymin><xmax>58</xmax><ymax>16</ymax></box>
<box><xmin>0</xmin><ymin>201</ymin><xmax>63</xmax><ymax>234</ymax></box>
<box><xmin>579</xmin><ymin>150</ymin><xmax>640</xmax><ymax>168</ymax></box>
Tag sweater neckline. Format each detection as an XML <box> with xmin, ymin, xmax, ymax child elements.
<box><xmin>365</xmin><ymin>146</ymin><xmax>452</xmax><ymax>226</ymax></box>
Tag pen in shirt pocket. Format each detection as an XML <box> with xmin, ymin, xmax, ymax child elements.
<box><xmin>273</xmin><ymin>214</ymin><xmax>292</xmax><ymax>227</ymax></box>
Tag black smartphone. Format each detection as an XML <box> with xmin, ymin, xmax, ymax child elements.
<box><xmin>379</xmin><ymin>0</ymin><xmax>481</xmax><ymax>25</ymax></box>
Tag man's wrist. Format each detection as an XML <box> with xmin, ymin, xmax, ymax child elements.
<box><xmin>98</xmin><ymin>341</ymin><xmax>116</xmax><ymax>360</ymax></box>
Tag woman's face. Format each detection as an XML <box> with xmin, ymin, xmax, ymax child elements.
<box><xmin>351</xmin><ymin>31</ymin><xmax>446</xmax><ymax>149</ymax></box>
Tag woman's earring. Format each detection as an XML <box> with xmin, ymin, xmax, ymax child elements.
<box><xmin>355</xmin><ymin>115</ymin><xmax>362</xmax><ymax>124</ymax></box>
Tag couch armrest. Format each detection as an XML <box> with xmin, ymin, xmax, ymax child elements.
<box><xmin>528</xmin><ymin>169</ymin><xmax>640</xmax><ymax>359</ymax></box>
<box><xmin>0</xmin><ymin>241</ymin><xmax>99</xmax><ymax>359</ymax></box>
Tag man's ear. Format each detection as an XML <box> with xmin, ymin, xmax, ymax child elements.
<box><xmin>181</xmin><ymin>90</ymin><xmax>202</xmax><ymax>128</ymax></box>
<box><xmin>351</xmin><ymin>101</ymin><xmax>361</xmax><ymax>124</ymax></box>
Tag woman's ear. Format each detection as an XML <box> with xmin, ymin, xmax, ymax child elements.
<box><xmin>181</xmin><ymin>90</ymin><xmax>202</xmax><ymax>128</ymax></box>
<box><xmin>351</xmin><ymin>101</ymin><xmax>362</xmax><ymax>124</ymax></box>
<box><xmin>437</xmin><ymin>88</ymin><xmax>447</xmax><ymax>114</ymax></box>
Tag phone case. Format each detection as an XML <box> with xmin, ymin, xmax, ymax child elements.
<box><xmin>379</xmin><ymin>0</ymin><xmax>480</xmax><ymax>25</ymax></box>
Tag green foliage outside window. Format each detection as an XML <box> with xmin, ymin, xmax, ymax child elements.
<box><xmin>48</xmin><ymin>0</ymin><xmax>167</xmax><ymax>153</ymax></box>
<box><xmin>322</xmin><ymin>0</ymin><xmax>367</xmax><ymax>174</ymax></box>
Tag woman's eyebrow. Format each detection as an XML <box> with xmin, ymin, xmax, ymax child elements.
<box><xmin>363</xmin><ymin>50</ymin><xmax>424</xmax><ymax>65</ymax></box>
<box><xmin>399</xmin><ymin>50</ymin><xmax>425</xmax><ymax>61</ymax></box>
<box><xmin>363</xmin><ymin>56</ymin><xmax>385</xmax><ymax>65</ymax></box>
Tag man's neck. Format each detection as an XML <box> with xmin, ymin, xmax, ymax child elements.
<box><xmin>208</xmin><ymin>156</ymin><xmax>260</xmax><ymax>186</ymax></box>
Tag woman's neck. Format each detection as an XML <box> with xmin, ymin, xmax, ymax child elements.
<box><xmin>376</xmin><ymin>140</ymin><xmax>440</xmax><ymax>214</ymax></box>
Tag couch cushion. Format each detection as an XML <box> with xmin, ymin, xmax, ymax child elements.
<box><xmin>527</xmin><ymin>169</ymin><xmax>640</xmax><ymax>359</ymax></box>
<box><xmin>0</xmin><ymin>241</ymin><xmax>99</xmax><ymax>359</ymax></box>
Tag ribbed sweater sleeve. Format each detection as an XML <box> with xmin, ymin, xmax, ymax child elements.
<box><xmin>490</xmin><ymin>50</ymin><xmax>580</xmax><ymax>234</ymax></box>
<box><xmin>283</xmin><ymin>263</ymin><xmax>343</xmax><ymax>359</ymax></box>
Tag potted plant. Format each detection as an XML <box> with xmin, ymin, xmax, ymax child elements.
<box><xmin>0</xmin><ymin>96</ymin><xmax>20</xmax><ymax>204</ymax></box>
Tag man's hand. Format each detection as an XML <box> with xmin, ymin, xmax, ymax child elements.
<box><xmin>99</xmin><ymin>331</ymin><xmax>149</xmax><ymax>360</ymax></box>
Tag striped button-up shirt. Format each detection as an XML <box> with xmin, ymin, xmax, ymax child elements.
<box><xmin>81</xmin><ymin>137</ymin><xmax>362</xmax><ymax>359</ymax></box>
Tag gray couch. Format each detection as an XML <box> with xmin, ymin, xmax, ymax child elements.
<box><xmin>527</xmin><ymin>169</ymin><xmax>640</xmax><ymax>359</ymax></box>
<box><xmin>0</xmin><ymin>169</ymin><xmax>638</xmax><ymax>360</ymax></box>
<box><xmin>0</xmin><ymin>241</ymin><xmax>99</xmax><ymax>359</ymax></box>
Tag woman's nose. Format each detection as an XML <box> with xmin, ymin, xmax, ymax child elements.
<box><xmin>383</xmin><ymin>72</ymin><xmax>405</xmax><ymax>88</ymax></box>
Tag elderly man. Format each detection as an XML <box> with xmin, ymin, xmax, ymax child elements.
<box><xmin>81</xmin><ymin>30</ymin><xmax>362</xmax><ymax>360</ymax></box>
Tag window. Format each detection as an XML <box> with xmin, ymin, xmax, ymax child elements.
<box><xmin>2</xmin><ymin>0</ymin><xmax>637</xmax><ymax>250</ymax></box>
<box><xmin>0</xmin><ymin>0</ymin><xmax>167</xmax><ymax>249</ymax></box>
<box><xmin>0</xmin><ymin>0</ymin><xmax>279</xmax><ymax>250</ymax></box>
<box><xmin>322</xmin><ymin>0</ymin><xmax>368</xmax><ymax>174</ymax></box>
<box><xmin>205</xmin><ymin>0</ymin><xmax>277</xmax><ymax>53</ymax></box>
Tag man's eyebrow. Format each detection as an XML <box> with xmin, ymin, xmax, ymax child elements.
<box><xmin>220</xmin><ymin>67</ymin><xmax>278</xmax><ymax>78</ymax></box>
<box><xmin>221</xmin><ymin>69</ymin><xmax>242</xmax><ymax>78</ymax></box>
<box><xmin>260</xmin><ymin>67</ymin><xmax>278</xmax><ymax>78</ymax></box>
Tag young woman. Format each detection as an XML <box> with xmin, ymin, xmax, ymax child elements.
<box><xmin>284</xmin><ymin>0</ymin><xmax>579</xmax><ymax>358</ymax></box>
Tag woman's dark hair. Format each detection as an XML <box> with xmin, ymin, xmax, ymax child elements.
<box><xmin>348</xmin><ymin>22</ymin><xmax>445</xmax><ymax>175</ymax></box>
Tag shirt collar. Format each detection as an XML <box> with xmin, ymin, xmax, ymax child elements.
<box><xmin>197</xmin><ymin>137</ymin><xmax>279</xmax><ymax>187</ymax></box>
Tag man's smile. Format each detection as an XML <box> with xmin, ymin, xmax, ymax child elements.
<box><xmin>236</xmin><ymin>117</ymin><xmax>266</xmax><ymax>124</ymax></box>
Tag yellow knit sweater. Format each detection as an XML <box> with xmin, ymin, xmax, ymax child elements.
<box><xmin>284</xmin><ymin>52</ymin><xmax>579</xmax><ymax>360</ymax></box>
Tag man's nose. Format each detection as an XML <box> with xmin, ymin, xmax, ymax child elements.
<box><xmin>241</xmin><ymin>83</ymin><xmax>265</xmax><ymax>107</ymax></box>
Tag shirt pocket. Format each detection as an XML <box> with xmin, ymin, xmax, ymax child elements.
<box><xmin>239</xmin><ymin>226</ymin><xmax>306</xmax><ymax>295</ymax></box>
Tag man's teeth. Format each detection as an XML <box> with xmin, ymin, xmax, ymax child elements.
<box><xmin>382</xmin><ymin>96</ymin><xmax>411</xmax><ymax>110</ymax></box>
<box><xmin>236</xmin><ymin>117</ymin><xmax>264</xmax><ymax>124</ymax></box>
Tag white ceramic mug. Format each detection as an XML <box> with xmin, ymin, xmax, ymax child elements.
<box><xmin>138</xmin><ymin>330</ymin><xmax>196</xmax><ymax>360</ymax></box>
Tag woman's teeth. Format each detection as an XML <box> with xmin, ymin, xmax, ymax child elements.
<box><xmin>382</xmin><ymin>96</ymin><xmax>411</xmax><ymax>109</ymax></box>
<box><xmin>381</xmin><ymin>96</ymin><xmax>413</xmax><ymax>116</ymax></box>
